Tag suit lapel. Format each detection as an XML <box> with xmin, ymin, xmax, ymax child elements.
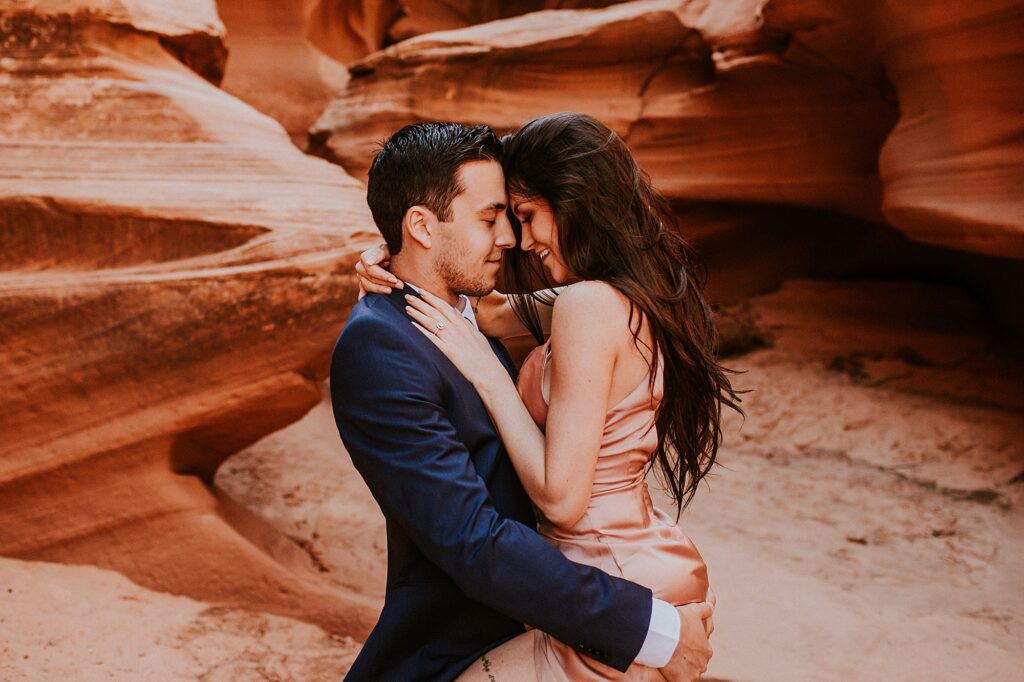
<box><xmin>381</xmin><ymin>288</ymin><xmax>516</xmax><ymax>380</ymax></box>
<box><xmin>487</xmin><ymin>336</ymin><xmax>518</xmax><ymax>381</ymax></box>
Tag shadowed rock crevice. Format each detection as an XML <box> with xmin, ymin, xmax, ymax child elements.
<box><xmin>0</xmin><ymin>198</ymin><xmax>268</xmax><ymax>271</ymax></box>
<box><xmin>156</xmin><ymin>32</ymin><xmax>227</xmax><ymax>85</ymax></box>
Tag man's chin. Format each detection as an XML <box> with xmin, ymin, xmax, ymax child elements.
<box><xmin>439</xmin><ymin>268</ymin><xmax>496</xmax><ymax>298</ymax></box>
<box><xmin>462</xmin><ymin>284</ymin><xmax>495</xmax><ymax>298</ymax></box>
<box><xmin>458</xmin><ymin>276</ymin><xmax>496</xmax><ymax>298</ymax></box>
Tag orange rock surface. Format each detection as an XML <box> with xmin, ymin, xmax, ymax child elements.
<box><xmin>0</xmin><ymin>0</ymin><xmax>379</xmax><ymax>637</ymax></box>
<box><xmin>0</xmin><ymin>556</ymin><xmax>361</xmax><ymax>679</ymax></box>
<box><xmin>309</xmin><ymin>0</ymin><xmax>1024</xmax><ymax>257</ymax></box>
<box><xmin>306</xmin><ymin>0</ymin><xmax>623</xmax><ymax>64</ymax></box>
<box><xmin>309</xmin><ymin>0</ymin><xmax>896</xmax><ymax>221</ymax></box>
<box><xmin>762</xmin><ymin>0</ymin><xmax>1024</xmax><ymax>258</ymax></box>
<box><xmin>217</xmin><ymin>0</ymin><xmax>349</xmax><ymax>145</ymax></box>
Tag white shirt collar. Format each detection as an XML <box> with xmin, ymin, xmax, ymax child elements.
<box><xmin>402</xmin><ymin>282</ymin><xmax>480</xmax><ymax>330</ymax></box>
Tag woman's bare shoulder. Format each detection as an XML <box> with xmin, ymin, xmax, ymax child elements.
<box><xmin>552</xmin><ymin>281</ymin><xmax>653</xmax><ymax>374</ymax></box>
<box><xmin>552</xmin><ymin>281</ymin><xmax>632</xmax><ymax>328</ymax></box>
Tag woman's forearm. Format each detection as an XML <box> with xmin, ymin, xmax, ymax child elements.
<box><xmin>473</xmin><ymin>292</ymin><xmax>524</xmax><ymax>340</ymax></box>
<box><xmin>473</xmin><ymin>372</ymin><xmax>555</xmax><ymax>512</ymax></box>
<box><xmin>475</xmin><ymin>288</ymin><xmax>564</xmax><ymax>341</ymax></box>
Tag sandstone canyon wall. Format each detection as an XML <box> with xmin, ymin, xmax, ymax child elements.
<box><xmin>216</xmin><ymin>0</ymin><xmax>349</xmax><ymax>145</ymax></box>
<box><xmin>308</xmin><ymin>0</ymin><xmax>1024</xmax><ymax>260</ymax></box>
<box><xmin>0</xmin><ymin>0</ymin><xmax>380</xmax><ymax>637</ymax></box>
<box><xmin>306</xmin><ymin>0</ymin><xmax>627</xmax><ymax>64</ymax></box>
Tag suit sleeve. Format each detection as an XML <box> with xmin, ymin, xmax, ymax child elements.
<box><xmin>330</xmin><ymin>315</ymin><xmax>652</xmax><ymax>672</ymax></box>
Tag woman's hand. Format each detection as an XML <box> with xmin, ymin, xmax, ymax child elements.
<box><xmin>405</xmin><ymin>289</ymin><xmax>511</xmax><ymax>389</ymax></box>
<box><xmin>356</xmin><ymin>243</ymin><xmax>402</xmax><ymax>298</ymax></box>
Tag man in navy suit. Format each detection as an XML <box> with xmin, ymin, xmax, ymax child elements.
<box><xmin>330</xmin><ymin>123</ymin><xmax>713</xmax><ymax>681</ymax></box>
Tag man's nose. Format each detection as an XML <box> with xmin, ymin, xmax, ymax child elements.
<box><xmin>495</xmin><ymin>214</ymin><xmax>516</xmax><ymax>249</ymax></box>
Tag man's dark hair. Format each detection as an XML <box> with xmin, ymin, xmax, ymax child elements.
<box><xmin>366</xmin><ymin>122</ymin><xmax>502</xmax><ymax>254</ymax></box>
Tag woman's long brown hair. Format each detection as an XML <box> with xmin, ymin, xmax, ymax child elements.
<box><xmin>501</xmin><ymin>112</ymin><xmax>746</xmax><ymax>514</ymax></box>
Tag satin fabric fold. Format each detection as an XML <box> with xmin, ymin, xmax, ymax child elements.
<box><xmin>517</xmin><ymin>341</ymin><xmax>710</xmax><ymax>681</ymax></box>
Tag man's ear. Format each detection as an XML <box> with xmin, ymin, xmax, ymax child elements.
<box><xmin>403</xmin><ymin>205</ymin><xmax>436</xmax><ymax>250</ymax></box>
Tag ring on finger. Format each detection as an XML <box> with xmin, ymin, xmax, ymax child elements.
<box><xmin>434</xmin><ymin>320</ymin><xmax>447</xmax><ymax>333</ymax></box>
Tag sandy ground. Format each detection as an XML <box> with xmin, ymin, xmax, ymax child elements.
<box><xmin>4</xmin><ymin>280</ymin><xmax>1022</xmax><ymax>680</ymax></box>
<box><xmin>0</xmin><ymin>558</ymin><xmax>359</xmax><ymax>681</ymax></box>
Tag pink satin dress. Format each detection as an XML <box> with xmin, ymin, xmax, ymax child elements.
<box><xmin>516</xmin><ymin>340</ymin><xmax>709</xmax><ymax>681</ymax></box>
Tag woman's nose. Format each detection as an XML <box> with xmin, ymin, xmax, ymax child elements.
<box><xmin>520</xmin><ymin>224</ymin><xmax>534</xmax><ymax>250</ymax></box>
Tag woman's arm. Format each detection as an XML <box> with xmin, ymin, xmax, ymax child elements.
<box><xmin>472</xmin><ymin>292</ymin><xmax>524</xmax><ymax>339</ymax></box>
<box><xmin>473</xmin><ymin>289</ymin><xmax>561</xmax><ymax>343</ymax></box>
<box><xmin>352</xmin><ymin>242</ymin><xmax>557</xmax><ymax>344</ymax></box>
<box><xmin>504</xmin><ymin>283</ymin><xmax>617</xmax><ymax>526</ymax></box>
<box><xmin>407</xmin><ymin>284</ymin><xmax>617</xmax><ymax>528</ymax></box>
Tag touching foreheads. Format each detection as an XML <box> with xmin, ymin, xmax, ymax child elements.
<box><xmin>366</xmin><ymin>122</ymin><xmax>502</xmax><ymax>254</ymax></box>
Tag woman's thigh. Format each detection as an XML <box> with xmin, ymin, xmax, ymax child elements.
<box><xmin>455</xmin><ymin>630</ymin><xmax>537</xmax><ymax>682</ymax></box>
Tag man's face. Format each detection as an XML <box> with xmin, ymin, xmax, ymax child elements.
<box><xmin>434</xmin><ymin>160</ymin><xmax>515</xmax><ymax>297</ymax></box>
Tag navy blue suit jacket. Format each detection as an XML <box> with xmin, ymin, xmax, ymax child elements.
<box><xmin>330</xmin><ymin>288</ymin><xmax>652</xmax><ymax>681</ymax></box>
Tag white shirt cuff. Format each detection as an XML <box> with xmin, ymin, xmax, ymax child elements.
<box><xmin>635</xmin><ymin>598</ymin><xmax>680</xmax><ymax>668</ymax></box>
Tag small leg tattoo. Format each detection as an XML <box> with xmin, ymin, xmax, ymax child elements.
<box><xmin>481</xmin><ymin>655</ymin><xmax>497</xmax><ymax>681</ymax></box>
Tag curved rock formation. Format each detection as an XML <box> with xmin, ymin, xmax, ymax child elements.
<box><xmin>217</xmin><ymin>0</ymin><xmax>349</xmax><ymax>145</ymax></box>
<box><xmin>762</xmin><ymin>0</ymin><xmax>1024</xmax><ymax>259</ymax></box>
<box><xmin>0</xmin><ymin>0</ymin><xmax>229</xmax><ymax>83</ymax></box>
<box><xmin>308</xmin><ymin>0</ymin><xmax>896</xmax><ymax>221</ymax></box>
<box><xmin>309</xmin><ymin>0</ymin><xmax>1024</xmax><ymax>258</ymax></box>
<box><xmin>0</xmin><ymin>1</ymin><xmax>380</xmax><ymax>636</ymax></box>
<box><xmin>306</xmin><ymin>0</ymin><xmax>624</xmax><ymax>65</ymax></box>
<box><xmin>874</xmin><ymin>1</ymin><xmax>1024</xmax><ymax>258</ymax></box>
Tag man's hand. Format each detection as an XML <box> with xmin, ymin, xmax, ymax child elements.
<box><xmin>657</xmin><ymin>601</ymin><xmax>714</xmax><ymax>682</ymax></box>
<box><xmin>703</xmin><ymin>586</ymin><xmax>716</xmax><ymax>638</ymax></box>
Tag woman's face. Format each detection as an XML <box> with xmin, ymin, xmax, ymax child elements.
<box><xmin>511</xmin><ymin>194</ymin><xmax>572</xmax><ymax>283</ymax></box>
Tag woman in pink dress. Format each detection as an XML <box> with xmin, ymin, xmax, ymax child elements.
<box><xmin>362</xmin><ymin>112</ymin><xmax>744</xmax><ymax>680</ymax></box>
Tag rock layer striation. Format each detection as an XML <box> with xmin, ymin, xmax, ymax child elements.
<box><xmin>309</xmin><ymin>0</ymin><xmax>895</xmax><ymax>221</ymax></box>
<box><xmin>305</xmin><ymin>0</ymin><xmax>625</xmax><ymax>64</ymax></box>
<box><xmin>309</xmin><ymin>0</ymin><xmax>1024</xmax><ymax>258</ymax></box>
<box><xmin>0</xmin><ymin>0</ymin><xmax>379</xmax><ymax>637</ymax></box>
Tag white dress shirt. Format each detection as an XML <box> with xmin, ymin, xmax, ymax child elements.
<box><xmin>403</xmin><ymin>282</ymin><xmax>680</xmax><ymax>667</ymax></box>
